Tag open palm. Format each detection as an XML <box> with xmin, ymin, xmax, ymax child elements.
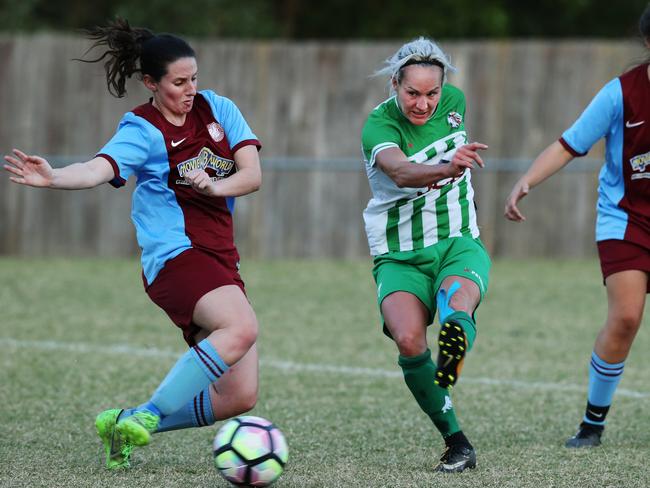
<box><xmin>4</xmin><ymin>149</ymin><xmax>54</xmax><ymax>187</ymax></box>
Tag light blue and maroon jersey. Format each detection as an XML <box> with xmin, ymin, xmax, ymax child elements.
<box><xmin>98</xmin><ymin>90</ymin><xmax>260</xmax><ymax>285</ymax></box>
<box><xmin>560</xmin><ymin>63</ymin><xmax>650</xmax><ymax>248</ymax></box>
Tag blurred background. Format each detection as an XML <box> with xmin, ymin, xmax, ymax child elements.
<box><xmin>1</xmin><ymin>0</ymin><xmax>649</xmax><ymax>259</ymax></box>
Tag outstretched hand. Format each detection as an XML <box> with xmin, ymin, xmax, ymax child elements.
<box><xmin>444</xmin><ymin>142</ymin><xmax>488</xmax><ymax>178</ymax></box>
<box><xmin>504</xmin><ymin>179</ymin><xmax>530</xmax><ymax>222</ymax></box>
<box><xmin>4</xmin><ymin>149</ymin><xmax>54</xmax><ymax>187</ymax></box>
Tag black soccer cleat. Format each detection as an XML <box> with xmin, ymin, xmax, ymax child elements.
<box><xmin>434</xmin><ymin>444</ymin><xmax>476</xmax><ymax>473</ymax></box>
<box><xmin>435</xmin><ymin>321</ymin><xmax>467</xmax><ymax>389</ymax></box>
<box><xmin>565</xmin><ymin>422</ymin><xmax>604</xmax><ymax>448</ymax></box>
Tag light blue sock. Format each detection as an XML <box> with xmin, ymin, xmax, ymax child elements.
<box><xmin>155</xmin><ymin>386</ymin><xmax>216</xmax><ymax>433</ymax></box>
<box><xmin>145</xmin><ymin>338</ymin><xmax>227</xmax><ymax>417</ymax></box>
<box><xmin>119</xmin><ymin>401</ymin><xmax>161</xmax><ymax>421</ymax></box>
<box><xmin>584</xmin><ymin>351</ymin><xmax>624</xmax><ymax>426</ymax></box>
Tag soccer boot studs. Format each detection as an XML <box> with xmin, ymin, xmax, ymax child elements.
<box><xmin>435</xmin><ymin>321</ymin><xmax>467</xmax><ymax>389</ymax></box>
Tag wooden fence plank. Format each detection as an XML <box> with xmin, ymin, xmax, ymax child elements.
<box><xmin>0</xmin><ymin>36</ymin><xmax>644</xmax><ymax>258</ymax></box>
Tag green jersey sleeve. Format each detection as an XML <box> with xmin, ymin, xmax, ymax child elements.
<box><xmin>361</xmin><ymin>101</ymin><xmax>402</xmax><ymax>167</ymax></box>
<box><xmin>438</xmin><ymin>84</ymin><xmax>466</xmax><ymax>128</ymax></box>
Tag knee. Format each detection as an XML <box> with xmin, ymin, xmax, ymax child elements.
<box><xmin>233</xmin><ymin>314</ymin><xmax>258</xmax><ymax>351</ymax></box>
<box><xmin>608</xmin><ymin>312</ymin><xmax>642</xmax><ymax>340</ymax></box>
<box><xmin>215</xmin><ymin>390</ymin><xmax>258</xmax><ymax>421</ymax></box>
<box><xmin>230</xmin><ymin>389</ymin><xmax>258</xmax><ymax>417</ymax></box>
<box><xmin>237</xmin><ymin>390</ymin><xmax>258</xmax><ymax>414</ymax></box>
<box><xmin>447</xmin><ymin>289</ymin><xmax>478</xmax><ymax>317</ymax></box>
<box><xmin>394</xmin><ymin>330</ymin><xmax>427</xmax><ymax>357</ymax></box>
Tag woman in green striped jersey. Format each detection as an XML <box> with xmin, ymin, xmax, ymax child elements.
<box><xmin>361</xmin><ymin>37</ymin><xmax>491</xmax><ymax>473</ymax></box>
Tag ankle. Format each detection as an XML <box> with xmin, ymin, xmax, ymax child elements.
<box><xmin>444</xmin><ymin>430</ymin><xmax>472</xmax><ymax>448</ymax></box>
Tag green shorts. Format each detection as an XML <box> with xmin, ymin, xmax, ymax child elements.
<box><xmin>372</xmin><ymin>236</ymin><xmax>491</xmax><ymax>334</ymax></box>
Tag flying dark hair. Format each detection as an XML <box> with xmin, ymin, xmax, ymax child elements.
<box><xmin>78</xmin><ymin>17</ymin><xmax>195</xmax><ymax>98</ymax></box>
<box><xmin>640</xmin><ymin>3</ymin><xmax>650</xmax><ymax>39</ymax></box>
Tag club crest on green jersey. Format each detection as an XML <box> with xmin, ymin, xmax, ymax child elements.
<box><xmin>447</xmin><ymin>112</ymin><xmax>462</xmax><ymax>128</ymax></box>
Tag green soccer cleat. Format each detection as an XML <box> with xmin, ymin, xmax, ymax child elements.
<box><xmin>116</xmin><ymin>410</ymin><xmax>160</xmax><ymax>447</ymax></box>
<box><xmin>95</xmin><ymin>409</ymin><xmax>133</xmax><ymax>469</ymax></box>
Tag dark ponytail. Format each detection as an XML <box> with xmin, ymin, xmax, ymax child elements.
<box><xmin>78</xmin><ymin>17</ymin><xmax>195</xmax><ymax>98</ymax></box>
<box><xmin>635</xmin><ymin>4</ymin><xmax>650</xmax><ymax>66</ymax></box>
<box><xmin>640</xmin><ymin>4</ymin><xmax>650</xmax><ymax>40</ymax></box>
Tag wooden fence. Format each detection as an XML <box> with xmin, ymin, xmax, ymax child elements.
<box><xmin>0</xmin><ymin>35</ymin><xmax>645</xmax><ymax>258</ymax></box>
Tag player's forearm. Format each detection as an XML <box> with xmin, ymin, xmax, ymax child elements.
<box><xmin>50</xmin><ymin>158</ymin><xmax>114</xmax><ymax>190</ymax></box>
<box><xmin>520</xmin><ymin>141</ymin><xmax>574</xmax><ymax>190</ymax></box>
<box><xmin>388</xmin><ymin>162</ymin><xmax>453</xmax><ymax>188</ymax></box>
<box><xmin>209</xmin><ymin>166</ymin><xmax>262</xmax><ymax>197</ymax></box>
<box><xmin>49</xmin><ymin>163</ymin><xmax>96</xmax><ymax>189</ymax></box>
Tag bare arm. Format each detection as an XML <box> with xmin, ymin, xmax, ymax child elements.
<box><xmin>376</xmin><ymin>142</ymin><xmax>488</xmax><ymax>188</ymax></box>
<box><xmin>4</xmin><ymin>149</ymin><xmax>115</xmax><ymax>189</ymax></box>
<box><xmin>184</xmin><ymin>144</ymin><xmax>261</xmax><ymax>197</ymax></box>
<box><xmin>504</xmin><ymin>141</ymin><xmax>575</xmax><ymax>222</ymax></box>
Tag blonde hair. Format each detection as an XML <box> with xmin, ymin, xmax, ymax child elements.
<box><xmin>375</xmin><ymin>37</ymin><xmax>455</xmax><ymax>95</ymax></box>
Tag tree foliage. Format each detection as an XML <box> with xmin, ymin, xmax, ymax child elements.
<box><xmin>0</xmin><ymin>0</ymin><xmax>647</xmax><ymax>39</ymax></box>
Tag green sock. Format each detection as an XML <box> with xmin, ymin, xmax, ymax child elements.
<box><xmin>398</xmin><ymin>349</ymin><xmax>460</xmax><ymax>437</ymax></box>
<box><xmin>442</xmin><ymin>311</ymin><xmax>477</xmax><ymax>351</ymax></box>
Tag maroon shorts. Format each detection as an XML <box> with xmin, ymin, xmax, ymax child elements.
<box><xmin>144</xmin><ymin>248</ymin><xmax>246</xmax><ymax>346</ymax></box>
<box><xmin>597</xmin><ymin>239</ymin><xmax>650</xmax><ymax>292</ymax></box>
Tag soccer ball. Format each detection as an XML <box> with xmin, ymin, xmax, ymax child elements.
<box><xmin>213</xmin><ymin>416</ymin><xmax>288</xmax><ymax>487</ymax></box>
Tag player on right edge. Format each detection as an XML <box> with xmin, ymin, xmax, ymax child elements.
<box><xmin>505</xmin><ymin>4</ymin><xmax>650</xmax><ymax>448</ymax></box>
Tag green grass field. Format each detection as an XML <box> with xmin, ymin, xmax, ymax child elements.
<box><xmin>1</xmin><ymin>257</ymin><xmax>649</xmax><ymax>487</ymax></box>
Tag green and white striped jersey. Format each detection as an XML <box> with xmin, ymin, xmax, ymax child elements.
<box><xmin>361</xmin><ymin>84</ymin><xmax>480</xmax><ymax>256</ymax></box>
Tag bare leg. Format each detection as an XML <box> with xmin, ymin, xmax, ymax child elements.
<box><xmin>382</xmin><ymin>291</ymin><xmax>429</xmax><ymax>356</ymax></box>
<box><xmin>192</xmin><ymin>285</ymin><xmax>258</xmax><ymax>365</ymax></box>
<box><xmin>594</xmin><ymin>270</ymin><xmax>647</xmax><ymax>362</ymax></box>
<box><xmin>438</xmin><ymin>275</ymin><xmax>481</xmax><ymax>316</ymax></box>
<box><xmin>566</xmin><ymin>270</ymin><xmax>647</xmax><ymax>448</ymax></box>
<box><xmin>208</xmin><ymin>344</ymin><xmax>259</xmax><ymax>420</ymax></box>
<box><xmin>192</xmin><ymin>285</ymin><xmax>259</xmax><ymax>419</ymax></box>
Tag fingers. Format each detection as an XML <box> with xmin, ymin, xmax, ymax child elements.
<box><xmin>504</xmin><ymin>203</ymin><xmax>525</xmax><ymax>222</ymax></box>
<box><xmin>455</xmin><ymin>142</ymin><xmax>488</xmax><ymax>168</ymax></box>
<box><xmin>450</xmin><ymin>154</ymin><xmax>480</xmax><ymax>173</ymax></box>
<box><xmin>4</xmin><ymin>154</ymin><xmax>24</xmax><ymax>169</ymax></box>
<box><xmin>184</xmin><ymin>169</ymin><xmax>205</xmax><ymax>185</ymax></box>
<box><xmin>4</xmin><ymin>162</ymin><xmax>32</xmax><ymax>186</ymax></box>
<box><xmin>4</xmin><ymin>163</ymin><xmax>23</xmax><ymax>177</ymax></box>
<box><xmin>464</xmin><ymin>152</ymin><xmax>484</xmax><ymax>168</ymax></box>
<box><xmin>4</xmin><ymin>149</ymin><xmax>27</xmax><ymax>179</ymax></box>
<box><xmin>13</xmin><ymin>148</ymin><xmax>29</xmax><ymax>160</ymax></box>
<box><xmin>504</xmin><ymin>184</ymin><xmax>529</xmax><ymax>222</ymax></box>
<box><xmin>465</xmin><ymin>142</ymin><xmax>489</xmax><ymax>151</ymax></box>
<box><xmin>5</xmin><ymin>149</ymin><xmax>44</xmax><ymax>169</ymax></box>
<box><xmin>8</xmin><ymin>176</ymin><xmax>29</xmax><ymax>185</ymax></box>
<box><xmin>184</xmin><ymin>169</ymin><xmax>213</xmax><ymax>193</ymax></box>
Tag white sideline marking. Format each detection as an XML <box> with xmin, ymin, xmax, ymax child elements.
<box><xmin>2</xmin><ymin>337</ymin><xmax>649</xmax><ymax>399</ymax></box>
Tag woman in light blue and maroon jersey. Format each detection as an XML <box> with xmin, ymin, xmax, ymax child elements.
<box><xmin>505</xmin><ymin>5</ymin><xmax>650</xmax><ymax>449</ymax></box>
<box><xmin>4</xmin><ymin>18</ymin><xmax>262</xmax><ymax>468</ymax></box>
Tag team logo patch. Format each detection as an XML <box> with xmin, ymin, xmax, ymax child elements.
<box><xmin>442</xmin><ymin>395</ymin><xmax>453</xmax><ymax>413</ymax></box>
<box><xmin>207</xmin><ymin>122</ymin><xmax>225</xmax><ymax>143</ymax></box>
<box><xmin>447</xmin><ymin>111</ymin><xmax>462</xmax><ymax>128</ymax></box>
<box><xmin>630</xmin><ymin>150</ymin><xmax>650</xmax><ymax>174</ymax></box>
<box><xmin>176</xmin><ymin>147</ymin><xmax>234</xmax><ymax>185</ymax></box>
